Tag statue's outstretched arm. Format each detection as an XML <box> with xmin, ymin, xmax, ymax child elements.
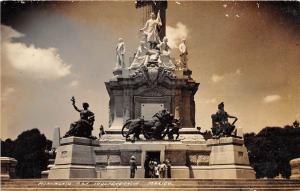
<box><xmin>72</xmin><ymin>103</ymin><xmax>81</xmax><ymax>112</ymax></box>
<box><xmin>228</xmin><ymin>114</ymin><xmax>238</xmax><ymax>125</ymax></box>
<box><xmin>71</xmin><ymin>97</ymin><xmax>81</xmax><ymax>112</ymax></box>
<box><xmin>140</xmin><ymin>20</ymin><xmax>148</xmax><ymax>31</ymax></box>
<box><xmin>156</xmin><ymin>10</ymin><xmax>162</xmax><ymax>26</ymax></box>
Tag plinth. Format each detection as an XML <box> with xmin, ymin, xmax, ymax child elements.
<box><xmin>290</xmin><ymin>158</ymin><xmax>300</xmax><ymax>179</ymax></box>
<box><xmin>48</xmin><ymin>137</ymin><xmax>99</xmax><ymax>179</ymax></box>
<box><xmin>0</xmin><ymin>157</ymin><xmax>17</xmax><ymax>179</ymax></box>
<box><xmin>206</xmin><ymin>137</ymin><xmax>256</xmax><ymax>179</ymax></box>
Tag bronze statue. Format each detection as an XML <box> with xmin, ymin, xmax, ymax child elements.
<box><xmin>64</xmin><ymin>96</ymin><xmax>95</xmax><ymax>139</ymax></box>
<box><xmin>211</xmin><ymin>102</ymin><xmax>238</xmax><ymax>138</ymax></box>
<box><xmin>121</xmin><ymin>109</ymin><xmax>180</xmax><ymax>141</ymax></box>
<box><xmin>163</xmin><ymin>116</ymin><xmax>181</xmax><ymax>140</ymax></box>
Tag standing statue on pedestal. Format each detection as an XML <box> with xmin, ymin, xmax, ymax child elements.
<box><xmin>64</xmin><ymin>96</ymin><xmax>96</xmax><ymax>139</ymax></box>
<box><xmin>211</xmin><ymin>102</ymin><xmax>238</xmax><ymax>138</ymax></box>
<box><xmin>140</xmin><ymin>11</ymin><xmax>162</xmax><ymax>49</ymax></box>
<box><xmin>116</xmin><ymin>38</ymin><xmax>125</xmax><ymax>69</ymax></box>
<box><xmin>157</xmin><ymin>37</ymin><xmax>175</xmax><ymax>70</ymax></box>
<box><xmin>179</xmin><ymin>39</ymin><xmax>188</xmax><ymax>69</ymax></box>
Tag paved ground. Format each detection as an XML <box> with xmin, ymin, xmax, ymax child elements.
<box><xmin>2</xmin><ymin>178</ymin><xmax>300</xmax><ymax>191</ymax></box>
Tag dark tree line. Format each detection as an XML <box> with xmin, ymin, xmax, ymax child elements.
<box><xmin>244</xmin><ymin>121</ymin><xmax>300</xmax><ymax>179</ymax></box>
<box><xmin>1</xmin><ymin>129</ymin><xmax>52</xmax><ymax>178</ymax></box>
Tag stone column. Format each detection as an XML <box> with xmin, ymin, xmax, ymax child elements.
<box><xmin>182</xmin><ymin>91</ymin><xmax>193</xmax><ymax>128</ymax></box>
<box><xmin>174</xmin><ymin>90</ymin><xmax>182</xmax><ymax>120</ymax></box>
<box><xmin>123</xmin><ymin>89</ymin><xmax>132</xmax><ymax>123</ymax></box>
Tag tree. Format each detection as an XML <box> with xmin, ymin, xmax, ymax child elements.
<box><xmin>1</xmin><ymin>129</ymin><xmax>52</xmax><ymax>178</ymax></box>
<box><xmin>1</xmin><ymin>138</ymin><xmax>14</xmax><ymax>157</ymax></box>
<box><xmin>244</xmin><ymin>124</ymin><xmax>300</xmax><ymax>179</ymax></box>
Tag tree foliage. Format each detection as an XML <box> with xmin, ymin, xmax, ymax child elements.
<box><xmin>244</xmin><ymin>123</ymin><xmax>300</xmax><ymax>179</ymax></box>
<box><xmin>1</xmin><ymin>129</ymin><xmax>52</xmax><ymax>178</ymax></box>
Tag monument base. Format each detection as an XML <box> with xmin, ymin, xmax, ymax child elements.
<box><xmin>48</xmin><ymin>137</ymin><xmax>99</xmax><ymax>179</ymax></box>
<box><xmin>206</xmin><ymin>137</ymin><xmax>256</xmax><ymax>179</ymax></box>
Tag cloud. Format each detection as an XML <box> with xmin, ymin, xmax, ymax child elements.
<box><xmin>204</xmin><ymin>98</ymin><xmax>217</xmax><ymax>104</ymax></box>
<box><xmin>211</xmin><ymin>74</ymin><xmax>224</xmax><ymax>83</ymax></box>
<box><xmin>166</xmin><ymin>22</ymin><xmax>188</xmax><ymax>48</ymax></box>
<box><xmin>1</xmin><ymin>25</ymin><xmax>71</xmax><ymax>80</ymax></box>
<box><xmin>263</xmin><ymin>94</ymin><xmax>281</xmax><ymax>103</ymax></box>
<box><xmin>235</xmin><ymin>69</ymin><xmax>242</xmax><ymax>75</ymax></box>
<box><xmin>2</xmin><ymin>87</ymin><xmax>16</xmax><ymax>100</ymax></box>
<box><xmin>1</xmin><ymin>87</ymin><xmax>17</xmax><ymax>102</ymax></box>
<box><xmin>211</xmin><ymin>69</ymin><xmax>242</xmax><ymax>83</ymax></box>
<box><xmin>69</xmin><ymin>80</ymin><xmax>79</xmax><ymax>88</ymax></box>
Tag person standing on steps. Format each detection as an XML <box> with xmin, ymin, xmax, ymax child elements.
<box><xmin>130</xmin><ymin>156</ymin><xmax>137</xmax><ymax>178</ymax></box>
<box><xmin>166</xmin><ymin>159</ymin><xmax>172</xmax><ymax>178</ymax></box>
<box><xmin>144</xmin><ymin>155</ymin><xmax>150</xmax><ymax>178</ymax></box>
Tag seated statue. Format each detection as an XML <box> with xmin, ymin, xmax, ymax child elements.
<box><xmin>157</xmin><ymin>37</ymin><xmax>175</xmax><ymax>70</ymax></box>
<box><xmin>211</xmin><ymin>102</ymin><xmax>238</xmax><ymax>138</ymax></box>
<box><xmin>64</xmin><ymin>97</ymin><xmax>95</xmax><ymax>139</ymax></box>
<box><xmin>130</xmin><ymin>41</ymin><xmax>149</xmax><ymax>70</ymax></box>
<box><xmin>130</xmin><ymin>41</ymin><xmax>160</xmax><ymax>70</ymax></box>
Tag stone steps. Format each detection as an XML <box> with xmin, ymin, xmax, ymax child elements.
<box><xmin>2</xmin><ymin>179</ymin><xmax>300</xmax><ymax>190</ymax></box>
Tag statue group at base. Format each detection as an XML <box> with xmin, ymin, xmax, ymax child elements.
<box><xmin>64</xmin><ymin>97</ymin><xmax>97</xmax><ymax>139</ymax></box>
<box><xmin>119</xmin><ymin>11</ymin><xmax>181</xmax><ymax>71</ymax></box>
<box><xmin>114</xmin><ymin>10</ymin><xmax>189</xmax><ymax>73</ymax></box>
<box><xmin>121</xmin><ymin>109</ymin><xmax>181</xmax><ymax>141</ymax></box>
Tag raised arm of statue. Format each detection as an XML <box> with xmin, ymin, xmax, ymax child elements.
<box><xmin>71</xmin><ymin>96</ymin><xmax>81</xmax><ymax>112</ymax></box>
<box><xmin>156</xmin><ymin>10</ymin><xmax>162</xmax><ymax>26</ymax></box>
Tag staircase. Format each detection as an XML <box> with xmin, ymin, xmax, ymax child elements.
<box><xmin>2</xmin><ymin>179</ymin><xmax>300</xmax><ymax>190</ymax></box>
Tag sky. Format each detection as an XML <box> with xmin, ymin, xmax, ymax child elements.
<box><xmin>1</xmin><ymin>1</ymin><xmax>300</xmax><ymax>140</ymax></box>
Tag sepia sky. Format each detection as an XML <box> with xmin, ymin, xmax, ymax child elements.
<box><xmin>1</xmin><ymin>1</ymin><xmax>300</xmax><ymax>140</ymax></box>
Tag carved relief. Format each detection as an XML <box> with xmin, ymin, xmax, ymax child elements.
<box><xmin>187</xmin><ymin>152</ymin><xmax>210</xmax><ymax>166</ymax></box>
<box><xmin>130</xmin><ymin>65</ymin><xmax>176</xmax><ymax>88</ymax></box>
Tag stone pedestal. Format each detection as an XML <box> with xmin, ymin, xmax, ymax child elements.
<box><xmin>207</xmin><ymin>137</ymin><xmax>255</xmax><ymax>179</ymax></box>
<box><xmin>105</xmin><ymin>66</ymin><xmax>199</xmax><ymax>132</ymax></box>
<box><xmin>290</xmin><ymin>158</ymin><xmax>300</xmax><ymax>179</ymax></box>
<box><xmin>0</xmin><ymin>157</ymin><xmax>17</xmax><ymax>179</ymax></box>
<box><xmin>48</xmin><ymin>137</ymin><xmax>99</xmax><ymax>179</ymax></box>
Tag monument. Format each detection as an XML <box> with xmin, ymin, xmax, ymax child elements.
<box><xmin>48</xmin><ymin>1</ymin><xmax>255</xmax><ymax>179</ymax></box>
<box><xmin>48</xmin><ymin>98</ymin><xmax>100</xmax><ymax>179</ymax></box>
